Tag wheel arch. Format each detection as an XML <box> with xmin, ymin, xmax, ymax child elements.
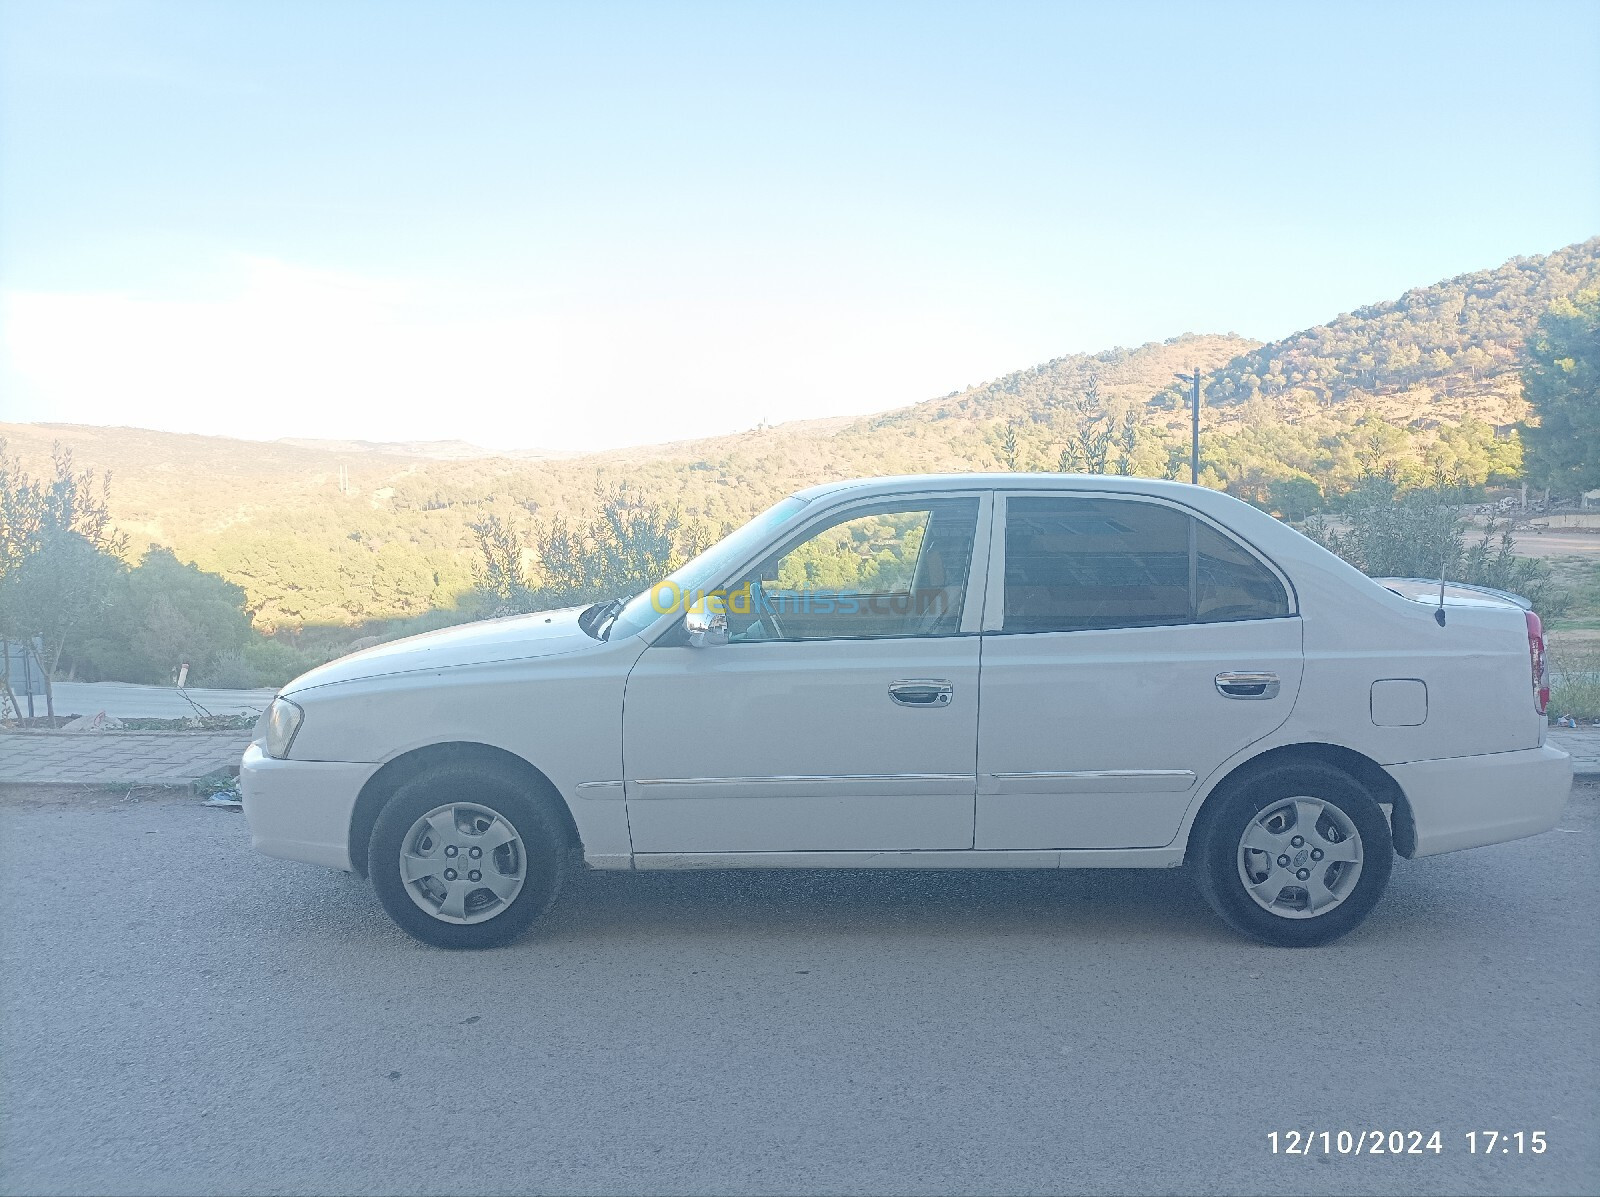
<box><xmin>348</xmin><ymin>741</ymin><xmax>581</xmax><ymax>877</ymax></box>
<box><xmin>1187</xmin><ymin>742</ymin><xmax>1416</xmax><ymax>859</ymax></box>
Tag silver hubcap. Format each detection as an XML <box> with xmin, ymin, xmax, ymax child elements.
<box><xmin>400</xmin><ymin>802</ymin><xmax>526</xmax><ymax>924</ymax></box>
<box><xmin>1237</xmin><ymin>796</ymin><xmax>1363</xmax><ymax>919</ymax></box>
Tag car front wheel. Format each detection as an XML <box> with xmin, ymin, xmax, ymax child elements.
<box><xmin>1193</xmin><ymin>762</ymin><xmax>1394</xmax><ymax>947</ymax></box>
<box><xmin>368</xmin><ymin>762</ymin><xmax>570</xmax><ymax>948</ymax></box>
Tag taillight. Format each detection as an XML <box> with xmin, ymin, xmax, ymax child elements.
<box><xmin>1525</xmin><ymin>610</ymin><xmax>1550</xmax><ymax>716</ymax></box>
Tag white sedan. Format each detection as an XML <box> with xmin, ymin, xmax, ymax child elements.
<box><xmin>241</xmin><ymin>474</ymin><xmax>1573</xmax><ymax>948</ymax></box>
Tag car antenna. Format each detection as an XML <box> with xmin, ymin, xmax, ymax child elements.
<box><xmin>1435</xmin><ymin>554</ymin><xmax>1448</xmax><ymax>627</ymax></box>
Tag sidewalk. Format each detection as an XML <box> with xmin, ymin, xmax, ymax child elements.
<box><xmin>1550</xmin><ymin>727</ymin><xmax>1600</xmax><ymax>775</ymax></box>
<box><xmin>0</xmin><ymin>731</ymin><xmax>252</xmax><ymax>787</ymax></box>
<box><xmin>1</xmin><ymin>727</ymin><xmax>1596</xmax><ymax>790</ymax></box>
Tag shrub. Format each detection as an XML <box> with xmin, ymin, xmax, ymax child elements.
<box><xmin>203</xmin><ymin>648</ymin><xmax>261</xmax><ymax>689</ymax></box>
<box><xmin>1549</xmin><ymin>644</ymin><xmax>1600</xmax><ymax>722</ymax></box>
<box><xmin>240</xmin><ymin>637</ymin><xmax>316</xmax><ymax>688</ymax></box>
<box><xmin>1303</xmin><ymin>472</ymin><xmax>1566</xmax><ymax>615</ymax></box>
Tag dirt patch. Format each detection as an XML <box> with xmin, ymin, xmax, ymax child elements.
<box><xmin>1548</xmin><ymin>628</ymin><xmax>1600</xmax><ymax>654</ymax></box>
<box><xmin>1508</xmin><ymin>531</ymin><xmax>1600</xmax><ymax>559</ymax></box>
<box><xmin>1</xmin><ymin>715</ymin><xmax>86</xmax><ymax>730</ymax></box>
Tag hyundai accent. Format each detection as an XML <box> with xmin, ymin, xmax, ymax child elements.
<box><xmin>241</xmin><ymin>474</ymin><xmax>1572</xmax><ymax>948</ymax></box>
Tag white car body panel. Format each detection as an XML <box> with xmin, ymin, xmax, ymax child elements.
<box><xmin>623</xmin><ymin>635</ymin><xmax>982</xmax><ymax>852</ymax></box>
<box><xmin>279</xmin><ymin>635</ymin><xmax>648</xmax><ymax>865</ymax></box>
<box><xmin>976</xmin><ymin>617</ymin><xmax>1305</xmax><ymax>849</ymax></box>
<box><xmin>239</xmin><ymin>473</ymin><xmax>1572</xmax><ymax>882</ymax></box>
<box><xmin>239</xmin><ymin>743</ymin><xmax>374</xmax><ymax>871</ymax></box>
<box><xmin>973</xmin><ymin>487</ymin><xmax>1308</xmax><ymax>850</ymax></box>
<box><xmin>1388</xmin><ymin>745</ymin><xmax>1571</xmax><ymax>857</ymax></box>
<box><xmin>286</xmin><ymin>604</ymin><xmax>598</xmax><ymax>690</ymax></box>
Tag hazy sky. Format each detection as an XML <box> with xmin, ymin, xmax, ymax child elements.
<box><xmin>2</xmin><ymin>1</ymin><xmax>1597</xmax><ymax>451</ymax></box>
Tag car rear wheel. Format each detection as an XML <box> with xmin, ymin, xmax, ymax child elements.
<box><xmin>1193</xmin><ymin>761</ymin><xmax>1394</xmax><ymax>947</ymax></box>
<box><xmin>369</xmin><ymin>762</ymin><xmax>570</xmax><ymax>948</ymax></box>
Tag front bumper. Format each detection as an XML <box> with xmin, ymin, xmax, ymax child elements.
<box><xmin>239</xmin><ymin>742</ymin><xmax>376</xmax><ymax>872</ymax></box>
<box><xmin>1387</xmin><ymin>744</ymin><xmax>1573</xmax><ymax>858</ymax></box>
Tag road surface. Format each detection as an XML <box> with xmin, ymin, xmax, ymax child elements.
<box><xmin>23</xmin><ymin>681</ymin><xmax>277</xmax><ymax>720</ymax></box>
<box><xmin>1</xmin><ymin>782</ymin><xmax>1595</xmax><ymax>1196</ymax></box>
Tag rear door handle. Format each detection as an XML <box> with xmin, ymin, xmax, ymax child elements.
<box><xmin>1215</xmin><ymin>672</ymin><xmax>1280</xmax><ymax>700</ymax></box>
<box><xmin>888</xmin><ymin>679</ymin><xmax>954</xmax><ymax>707</ymax></box>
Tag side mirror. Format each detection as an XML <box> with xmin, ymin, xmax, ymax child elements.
<box><xmin>683</xmin><ymin>593</ymin><xmax>728</xmax><ymax>648</ymax></box>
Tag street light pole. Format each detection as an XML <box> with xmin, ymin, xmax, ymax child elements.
<box><xmin>1174</xmin><ymin>368</ymin><xmax>1202</xmax><ymax>484</ymax></box>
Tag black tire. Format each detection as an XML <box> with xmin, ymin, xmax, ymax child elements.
<box><xmin>368</xmin><ymin>761</ymin><xmax>571</xmax><ymax>949</ymax></box>
<box><xmin>1192</xmin><ymin>761</ymin><xmax>1394</xmax><ymax>947</ymax></box>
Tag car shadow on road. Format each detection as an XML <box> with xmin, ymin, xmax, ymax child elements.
<box><xmin>530</xmin><ymin>864</ymin><xmax>1236</xmax><ymax>946</ymax></box>
<box><xmin>250</xmin><ymin>815</ymin><xmax>1591</xmax><ymax>955</ymax></box>
<box><xmin>263</xmin><ymin>857</ymin><xmax>1238</xmax><ymax>948</ymax></box>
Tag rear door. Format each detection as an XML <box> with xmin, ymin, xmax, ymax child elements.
<box><xmin>975</xmin><ymin>491</ymin><xmax>1303</xmax><ymax>849</ymax></box>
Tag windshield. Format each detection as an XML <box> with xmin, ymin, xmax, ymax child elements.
<box><xmin>608</xmin><ymin>496</ymin><xmax>811</xmax><ymax>640</ymax></box>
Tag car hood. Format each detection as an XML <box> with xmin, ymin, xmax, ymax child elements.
<box><xmin>281</xmin><ymin>605</ymin><xmax>599</xmax><ymax>695</ymax></box>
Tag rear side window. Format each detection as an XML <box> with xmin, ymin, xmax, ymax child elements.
<box><xmin>1002</xmin><ymin>496</ymin><xmax>1289</xmax><ymax>634</ymax></box>
<box><xmin>1003</xmin><ymin>498</ymin><xmax>1189</xmax><ymax>633</ymax></box>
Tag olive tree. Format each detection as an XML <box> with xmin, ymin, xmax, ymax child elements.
<box><xmin>0</xmin><ymin>441</ymin><xmax>128</xmax><ymax>721</ymax></box>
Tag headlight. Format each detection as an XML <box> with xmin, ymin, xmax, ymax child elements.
<box><xmin>260</xmin><ymin>697</ymin><xmax>304</xmax><ymax>759</ymax></box>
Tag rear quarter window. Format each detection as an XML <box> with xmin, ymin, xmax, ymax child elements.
<box><xmin>1194</xmin><ymin>521</ymin><xmax>1291</xmax><ymax>623</ymax></box>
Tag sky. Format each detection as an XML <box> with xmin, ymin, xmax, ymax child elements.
<box><xmin>1</xmin><ymin>1</ymin><xmax>1597</xmax><ymax>452</ymax></box>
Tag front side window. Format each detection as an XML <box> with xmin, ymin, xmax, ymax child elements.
<box><xmin>1001</xmin><ymin>496</ymin><xmax>1289</xmax><ymax>634</ymax></box>
<box><xmin>725</xmin><ymin>498</ymin><xmax>979</xmax><ymax>642</ymax></box>
<box><xmin>611</xmin><ymin>496</ymin><xmax>811</xmax><ymax>639</ymax></box>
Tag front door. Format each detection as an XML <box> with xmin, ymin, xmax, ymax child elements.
<box><xmin>976</xmin><ymin>492</ymin><xmax>1303</xmax><ymax>849</ymax></box>
<box><xmin>624</xmin><ymin>494</ymin><xmax>988</xmax><ymax>854</ymax></box>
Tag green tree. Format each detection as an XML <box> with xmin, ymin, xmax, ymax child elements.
<box><xmin>1263</xmin><ymin>478</ymin><xmax>1324</xmax><ymax>521</ymax></box>
<box><xmin>0</xmin><ymin>442</ymin><xmax>127</xmax><ymax>720</ymax></box>
<box><xmin>998</xmin><ymin>424</ymin><xmax>1021</xmax><ymax>471</ymax></box>
<box><xmin>471</xmin><ymin>484</ymin><xmax>697</xmax><ymax>614</ymax></box>
<box><xmin>1520</xmin><ymin>289</ymin><xmax>1600</xmax><ymax>494</ymax></box>
<box><xmin>467</xmin><ymin>512</ymin><xmax>539</xmax><ymax>613</ymax></box>
<box><xmin>74</xmin><ymin>547</ymin><xmax>258</xmax><ymax>685</ymax></box>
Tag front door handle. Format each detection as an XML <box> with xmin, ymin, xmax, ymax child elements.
<box><xmin>1215</xmin><ymin>671</ymin><xmax>1281</xmax><ymax>700</ymax></box>
<box><xmin>888</xmin><ymin>679</ymin><xmax>954</xmax><ymax>707</ymax></box>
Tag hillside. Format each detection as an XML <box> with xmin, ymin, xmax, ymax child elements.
<box><xmin>3</xmin><ymin>236</ymin><xmax>1596</xmax><ymax>632</ymax></box>
<box><xmin>1152</xmin><ymin>237</ymin><xmax>1600</xmax><ymax>426</ymax></box>
<box><xmin>277</xmin><ymin>438</ymin><xmax>580</xmax><ymax>461</ymax></box>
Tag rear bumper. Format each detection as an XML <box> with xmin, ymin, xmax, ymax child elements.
<box><xmin>1387</xmin><ymin>744</ymin><xmax>1573</xmax><ymax>858</ymax></box>
<box><xmin>239</xmin><ymin>743</ymin><xmax>374</xmax><ymax>872</ymax></box>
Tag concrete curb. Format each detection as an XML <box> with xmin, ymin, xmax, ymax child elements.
<box><xmin>1</xmin><ymin>729</ymin><xmax>252</xmax><ymax>737</ymax></box>
<box><xmin>0</xmin><ymin>779</ymin><xmax>195</xmax><ymax>792</ymax></box>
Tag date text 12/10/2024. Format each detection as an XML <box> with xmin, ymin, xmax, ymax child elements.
<box><xmin>1269</xmin><ymin>1131</ymin><xmax>1549</xmax><ymax>1156</ymax></box>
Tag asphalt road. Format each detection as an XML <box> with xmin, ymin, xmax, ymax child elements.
<box><xmin>34</xmin><ymin>681</ymin><xmax>278</xmax><ymax>720</ymax></box>
<box><xmin>2</xmin><ymin>783</ymin><xmax>1596</xmax><ymax>1197</ymax></box>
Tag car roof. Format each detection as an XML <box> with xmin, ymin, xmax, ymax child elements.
<box><xmin>791</xmin><ymin>473</ymin><xmax>1222</xmax><ymax>503</ymax></box>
